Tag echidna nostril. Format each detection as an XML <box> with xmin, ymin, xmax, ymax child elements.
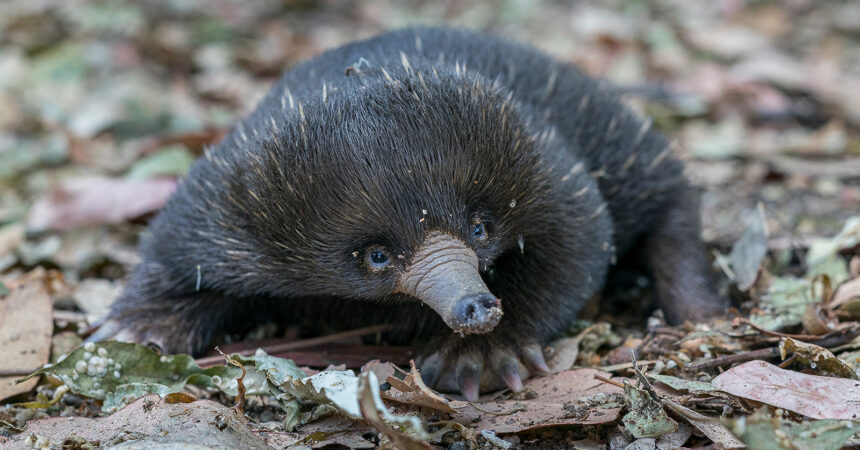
<box><xmin>465</xmin><ymin>303</ymin><xmax>478</xmax><ymax>320</ymax></box>
<box><xmin>477</xmin><ymin>295</ymin><xmax>499</xmax><ymax>309</ymax></box>
<box><xmin>454</xmin><ymin>293</ymin><xmax>500</xmax><ymax>328</ymax></box>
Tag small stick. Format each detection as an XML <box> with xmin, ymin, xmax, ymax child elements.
<box><xmin>778</xmin><ymin>355</ymin><xmax>797</xmax><ymax>369</ymax></box>
<box><xmin>469</xmin><ymin>403</ymin><xmax>526</xmax><ymax>416</ymax></box>
<box><xmin>217</xmin><ymin>347</ymin><xmax>246</xmax><ymax>414</ymax></box>
<box><xmin>598</xmin><ymin>360</ymin><xmax>657</xmax><ymax>372</ymax></box>
<box><xmin>811</xmin><ymin>326</ymin><xmax>860</xmax><ymax>349</ymax></box>
<box><xmin>593</xmin><ymin>373</ymin><xmax>624</xmax><ymax>389</ymax></box>
<box><xmin>195</xmin><ymin>324</ymin><xmax>390</xmax><ymax>367</ymax></box>
<box><xmin>630</xmin><ymin>352</ymin><xmax>660</xmax><ymax>402</ymax></box>
<box><xmin>684</xmin><ymin>347</ymin><xmax>780</xmax><ymax>372</ymax></box>
<box><xmin>734</xmin><ymin>318</ymin><xmax>825</xmax><ymax>341</ymax></box>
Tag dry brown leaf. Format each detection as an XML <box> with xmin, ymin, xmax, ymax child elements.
<box><xmin>3</xmin><ymin>394</ymin><xmax>268</xmax><ymax>449</ymax></box>
<box><xmin>849</xmin><ymin>256</ymin><xmax>860</xmax><ymax>279</ymax></box>
<box><xmin>262</xmin><ymin>429</ymin><xmax>376</xmax><ymax>449</ymax></box>
<box><xmin>163</xmin><ymin>391</ymin><xmax>196</xmax><ymax>404</ymax></box>
<box><xmin>257</xmin><ymin>416</ymin><xmax>376</xmax><ymax>449</ymax></box>
<box><xmin>663</xmin><ymin>400</ymin><xmax>745</xmax><ymax>449</ymax></box>
<box><xmin>802</xmin><ymin>302</ymin><xmax>836</xmax><ymax>335</ymax></box>
<box><xmin>548</xmin><ymin>323</ymin><xmax>606</xmax><ymax>373</ymax></box>
<box><xmin>712</xmin><ymin>360</ymin><xmax>860</xmax><ymax>419</ymax></box>
<box><xmin>26</xmin><ymin>176</ymin><xmax>177</xmax><ymax>231</ymax></box>
<box><xmin>360</xmin><ymin>359</ymin><xmax>397</xmax><ymax>383</ymax></box>
<box><xmin>0</xmin><ymin>272</ymin><xmax>53</xmax><ymax>402</ymax></box>
<box><xmin>383</xmin><ymin>361</ymin><xmax>455</xmax><ymax>414</ymax></box>
<box><xmin>357</xmin><ymin>372</ymin><xmax>431</xmax><ymax>450</ymax></box>
<box><xmin>779</xmin><ymin>337</ymin><xmax>858</xmax><ymax>379</ymax></box>
<box><xmin>831</xmin><ymin>277</ymin><xmax>860</xmax><ymax>310</ymax></box>
<box><xmin>451</xmin><ymin>369</ymin><xmax>623</xmax><ymax>433</ymax></box>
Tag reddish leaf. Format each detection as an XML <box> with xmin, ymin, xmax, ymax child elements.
<box><xmin>383</xmin><ymin>361</ymin><xmax>455</xmax><ymax>414</ymax></box>
<box><xmin>0</xmin><ymin>272</ymin><xmax>53</xmax><ymax>401</ymax></box>
<box><xmin>712</xmin><ymin>360</ymin><xmax>860</xmax><ymax>419</ymax></box>
<box><xmin>452</xmin><ymin>369</ymin><xmax>624</xmax><ymax>433</ymax></box>
<box><xmin>27</xmin><ymin>176</ymin><xmax>177</xmax><ymax>231</ymax></box>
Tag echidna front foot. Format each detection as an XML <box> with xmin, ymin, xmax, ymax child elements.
<box><xmin>416</xmin><ymin>332</ymin><xmax>550</xmax><ymax>401</ymax></box>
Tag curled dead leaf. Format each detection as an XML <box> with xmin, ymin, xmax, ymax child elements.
<box><xmin>803</xmin><ymin>302</ymin><xmax>836</xmax><ymax>335</ymax></box>
<box><xmin>831</xmin><ymin>277</ymin><xmax>860</xmax><ymax>310</ymax></box>
<box><xmin>383</xmin><ymin>361</ymin><xmax>455</xmax><ymax>414</ymax></box>
<box><xmin>779</xmin><ymin>337</ymin><xmax>858</xmax><ymax>379</ymax></box>
<box><xmin>357</xmin><ymin>372</ymin><xmax>430</xmax><ymax>450</ymax></box>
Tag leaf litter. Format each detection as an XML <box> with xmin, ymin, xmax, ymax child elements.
<box><xmin>2</xmin><ymin>0</ymin><xmax>860</xmax><ymax>448</ymax></box>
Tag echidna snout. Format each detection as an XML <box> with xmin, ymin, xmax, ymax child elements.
<box><xmin>396</xmin><ymin>231</ymin><xmax>502</xmax><ymax>334</ymax></box>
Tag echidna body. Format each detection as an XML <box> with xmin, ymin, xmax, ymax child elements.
<box><xmin>95</xmin><ymin>27</ymin><xmax>726</xmax><ymax>399</ymax></box>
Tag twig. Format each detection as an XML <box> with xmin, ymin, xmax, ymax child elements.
<box><xmin>598</xmin><ymin>360</ymin><xmax>657</xmax><ymax>372</ymax></box>
<box><xmin>810</xmin><ymin>326</ymin><xmax>860</xmax><ymax>348</ymax></box>
<box><xmin>0</xmin><ymin>369</ymin><xmax>38</xmax><ymax>377</ymax></box>
<box><xmin>52</xmin><ymin>310</ymin><xmax>88</xmax><ymax>323</ymax></box>
<box><xmin>734</xmin><ymin>318</ymin><xmax>826</xmax><ymax>341</ymax></box>
<box><xmin>778</xmin><ymin>355</ymin><xmax>797</xmax><ymax>369</ymax></box>
<box><xmin>593</xmin><ymin>373</ymin><xmax>625</xmax><ymax>389</ymax></box>
<box><xmin>195</xmin><ymin>324</ymin><xmax>390</xmax><ymax>367</ymax></box>
<box><xmin>630</xmin><ymin>351</ymin><xmax>660</xmax><ymax>402</ymax></box>
<box><xmin>469</xmin><ymin>403</ymin><xmax>526</xmax><ymax>416</ymax></box>
<box><xmin>0</xmin><ymin>419</ymin><xmax>23</xmax><ymax>432</ymax></box>
<box><xmin>684</xmin><ymin>347</ymin><xmax>780</xmax><ymax>372</ymax></box>
<box><xmin>217</xmin><ymin>347</ymin><xmax>246</xmax><ymax>414</ymax></box>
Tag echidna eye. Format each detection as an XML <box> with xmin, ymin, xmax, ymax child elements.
<box><xmin>367</xmin><ymin>248</ymin><xmax>391</xmax><ymax>270</ymax></box>
<box><xmin>472</xmin><ymin>222</ymin><xmax>487</xmax><ymax>241</ymax></box>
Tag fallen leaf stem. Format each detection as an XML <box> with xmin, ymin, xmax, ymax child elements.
<box><xmin>593</xmin><ymin>374</ymin><xmax>625</xmax><ymax>388</ymax></box>
<box><xmin>0</xmin><ymin>369</ymin><xmax>38</xmax><ymax>377</ymax></box>
<box><xmin>685</xmin><ymin>347</ymin><xmax>780</xmax><ymax>372</ymax></box>
<box><xmin>468</xmin><ymin>402</ymin><xmax>526</xmax><ymax>416</ymax></box>
<box><xmin>195</xmin><ymin>324</ymin><xmax>391</xmax><ymax>367</ymax></box>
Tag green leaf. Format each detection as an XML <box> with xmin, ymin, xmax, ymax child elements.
<box><xmin>806</xmin><ymin>216</ymin><xmax>860</xmax><ymax>272</ymax></box>
<box><xmin>751</xmin><ymin>276</ymin><xmax>814</xmax><ymax>331</ymax></box>
<box><xmin>729</xmin><ymin>204</ymin><xmax>768</xmax><ymax>290</ymax></box>
<box><xmin>204</xmin><ymin>354</ymin><xmax>270</xmax><ymax>397</ymax></box>
<box><xmin>63</xmin><ymin>2</ymin><xmax>145</xmax><ymax>36</ymax></box>
<box><xmin>802</xmin><ymin>216</ymin><xmax>859</xmax><ymax>286</ymax></box>
<box><xmin>731</xmin><ymin>409</ymin><xmax>858</xmax><ymax>450</ymax></box>
<box><xmin>252</xmin><ymin>348</ymin><xmax>306</xmax><ymax>384</ymax></box>
<box><xmin>621</xmin><ymin>380</ymin><xmax>678</xmax><ymax>438</ymax></box>
<box><xmin>250</xmin><ymin>349</ymin><xmax>307</xmax><ymax>429</ymax></box>
<box><xmin>126</xmin><ymin>146</ymin><xmax>195</xmax><ymax>180</ymax></box>
<box><xmin>19</xmin><ymin>341</ymin><xmax>240</xmax><ymax>400</ymax></box>
<box><xmin>103</xmin><ymin>383</ymin><xmax>174</xmax><ymax>413</ymax></box>
<box><xmin>649</xmin><ymin>374</ymin><xmax>716</xmax><ymax>393</ymax></box>
<box><xmin>806</xmin><ymin>254</ymin><xmax>849</xmax><ymax>286</ymax></box>
<box><xmin>30</xmin><ymin>42</ymin><xmax>89</xmax><ymax>82</ymax></box>
<box><xmin>255</xmin><ymin>351</ymin><xmax>425</xmax><ymax>437</ymax></box>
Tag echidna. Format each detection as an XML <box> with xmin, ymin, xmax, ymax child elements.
<box><xmin>92</xmin><ymin>27</ymin><xmax>727</xmax><ymax>400</ymax></box>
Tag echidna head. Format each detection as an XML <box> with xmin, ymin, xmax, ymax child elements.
<box><xmin>202</xmin><ymin>70</ymin><xmax>568</xmax><ymax>335</ymax></box>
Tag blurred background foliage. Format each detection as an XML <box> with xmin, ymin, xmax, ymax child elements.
<box><xmin>0</xmin><ymin>0</ymin><xmax>858</xmax><ymax>283</ymax></box>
